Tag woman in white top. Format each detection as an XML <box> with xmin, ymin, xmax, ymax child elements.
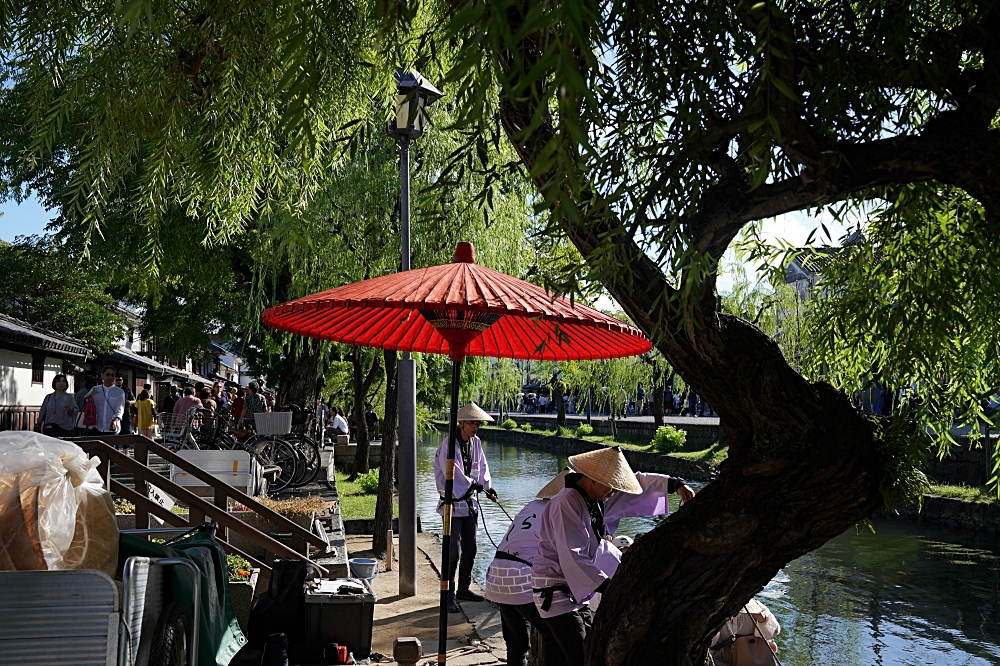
<box><xmin>85</xmin><ymin>364</ymin><xmax>125</xmax><ymax>434</ymax></box>
<box><xmin>38</xmin><ymin>373</ymin><xmax>76</xmax><ymax>437</ymax></box>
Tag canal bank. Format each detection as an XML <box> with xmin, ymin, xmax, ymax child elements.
<box><xmin>464</xmin><ymin>424</ymin><xmax>1000</xmax><ymax>537</ymax></box>
<box><xmin>415</xmin><ymin>430</ymin><xmax>1000</xmax><ymax>665</ymax></box>
<box><xmin>441</xmin><ymin>423</ymin><xmax>715</xmax><ymax>481</ymax></box>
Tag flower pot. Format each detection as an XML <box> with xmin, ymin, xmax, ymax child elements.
<box><xmin>229</xmin><ymin>568</ymin><xmax>260</xmax><ymax>633</ymax></box>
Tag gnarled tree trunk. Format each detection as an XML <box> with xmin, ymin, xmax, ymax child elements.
<box><xmin>496</xmin><ymin>36</ymin><xmax>889</xmax><ymax>666</ymax></box>
<box><xmin>277</xmin><ymin>338</ymin><xmax>319</xmax><ymax>408</ymax></box>
<box><xmin>372</xmin><ymin>348</ymin><xmax>397</xmax><ymax>557</ymax></box>
<box><xmin>553</xmin><ymin>376</ymin><xmax>566</xmax><ymax>428</ymax></box>
<box><xmin>350</xmin><ymin>348</ymin><xmax>382</xmax><ymax>479</ymax></box>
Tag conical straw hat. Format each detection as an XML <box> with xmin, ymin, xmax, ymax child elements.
<box><xmin>568</xmin><ymin>446</ymin><xmax>642</xmax><ymax>494</ymax></box>
<box><xmin>456</xmin><ymin>402</ymin><xmax>494</xmax><ymax>422</ymax></box>
<box><xmin>537</xmin><ymin>468</ymin><xmax>571</xmax><ymax>498</ymax></box>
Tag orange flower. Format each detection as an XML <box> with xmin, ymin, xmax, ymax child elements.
<box><xmin>237</xmin><ymin>569</ymin><xmax>251</xmax><ymax>576</ymax></box>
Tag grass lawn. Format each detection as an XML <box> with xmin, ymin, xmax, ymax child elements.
<box><xmin>670</xmin><ymin>442</ymin><xmax>728</xmax><ymax>466</ymax></box>
<box><xmin>928</xmin><ymin>483</ymin><xmax>998</xmax><ymax>503</ymax></box>
<box><xmin>334</xmin><ymin>469</ymin><xmax>398</xmax><ymax>519</ymax></box>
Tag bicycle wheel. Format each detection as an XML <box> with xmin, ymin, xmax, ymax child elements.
<box><xmin>256</xmin><ymin>437</ymin><xmax>299</xmax><ymax>493</ymax></box>
<box><xmin>288</xmin><ymin>436</ymin><xmax>321</xmax><ymax>487</ymax></box>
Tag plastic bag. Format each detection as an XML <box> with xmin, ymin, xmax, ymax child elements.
<box><xmin>0</xmin><ymin>431</ymin><xmax>119</xmax><ymax>576</ymax></box>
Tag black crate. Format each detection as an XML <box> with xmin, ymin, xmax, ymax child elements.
<box><xmin>303</xmin><ymin>579</ymin><xmax>377</xmax><ymax>661</ymax></box>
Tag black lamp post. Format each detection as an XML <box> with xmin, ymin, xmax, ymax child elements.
<box><xmin>387</xmin><ymin>67</ymin><xmax>443</xmax><ymax>598</ymax></box>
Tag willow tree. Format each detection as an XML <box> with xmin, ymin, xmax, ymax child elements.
<box><xmin>412</xmin><ymin>0</ymin><xmax>1000</xmax><ymax>663</ymax></box>
<box><xmin>9</xmin><ymin>0</ymin><xmax>1000</xmax><ymax>661</ymax></box>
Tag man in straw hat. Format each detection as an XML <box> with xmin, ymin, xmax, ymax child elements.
<box><xmin>531</xmin><ymin>446</ymin><xmax>694</xmax><ymax>665</ymax></box>
<box><xmin>486</xmin><ymin>464</ymin><xmax>690</xmax><ymax>666</ymax></box>
<box><xmin>435</xmin><ymin>401</ymin><xmax>499</xmax><ymax>613</ymax></box>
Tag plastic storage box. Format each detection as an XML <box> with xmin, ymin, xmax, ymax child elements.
<box><xmin>303</xmin><ymin>578</ymin><xmax>377</xmax><ymax>660</ymax></box>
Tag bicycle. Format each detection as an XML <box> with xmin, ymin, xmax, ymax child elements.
<box><xmin>155</xmin><ymin>406</ymin><xmax>202</xmax><ymax>451</ymax></box>
<box><xmin>201</xmin><ymin>408</ymin><xmax>301</xmax><ymax>494</ymax></box>
<box><xmin>271</xmin><ymin>406</ymin><xmax>322</xmax><ymax>487</ymax></box>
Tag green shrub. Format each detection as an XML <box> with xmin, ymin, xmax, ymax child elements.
<box><xmin>113</xmin><ymin>497</ymin><xmax>135</xmax><ymax>514</ymax></box>
<box><xmin>574</xmin><ymin>424</ymin><xmax>594</xmax><ymax>437</ymax></box>
<box><xmin>519</xmin><ymin>422</ymin><xmax>533</xmax><ymax>431</ymax></box>
<box><xmin>502</xmin><ymin>418</ymin><xmax>518</xmax><ymax>430</ymax></box>
<box><xmin>356</xmin><ymin>469</ymin><xmax>381</xmax><ymax>494</ymax></box>
<box><xmin>651</xmin><ymin>425</ymin><xmax>686</xmax><ymax>453</ymax></box>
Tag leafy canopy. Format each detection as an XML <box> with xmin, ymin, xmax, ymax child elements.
<box><xmin>0</xmin><ymin>236</ymin><xmax>128</xmax><ymax>354</ymax></box>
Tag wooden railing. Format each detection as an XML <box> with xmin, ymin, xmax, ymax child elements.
<box><xmin>0</xmin><ymin>405</ymin><xmax>40</xmax><ymax>432</ymax></box>
<box><xmin>73</xmin><ymin>435</ymin><xmax>329</xmax><ymax>579</ymax></box>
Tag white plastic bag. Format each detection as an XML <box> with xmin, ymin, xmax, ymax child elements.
<box><xmin>0</xmin><ymin>431</ymin><xmax>118</xmax><ymax>576</ymax></box>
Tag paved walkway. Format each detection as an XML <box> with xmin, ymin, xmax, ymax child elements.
<box><xmin>347</xmin><ymin>533</ymin><xmax>505</xmax><ymax>665</ymax></box>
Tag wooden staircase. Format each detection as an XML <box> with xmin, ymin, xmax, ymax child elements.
<box><xmin>72</xmin><ymin>435</ymin><xmax>330</xmax><ymax>581</ymax></box>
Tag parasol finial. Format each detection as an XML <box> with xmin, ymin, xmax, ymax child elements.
<box><xmin>452</xmin><ymin>242</ymin><xmax>475</xmax><ymax>263</ymax></box>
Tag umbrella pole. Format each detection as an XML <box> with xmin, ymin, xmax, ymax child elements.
<box><xmin>438</xmin><ymin>355</ymin><xmax>463</xmax><ymax>665</ymax></box>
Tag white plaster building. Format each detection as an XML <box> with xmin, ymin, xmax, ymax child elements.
<box><xmin>0</xmin><ymin>313</ymin><xmax>89</xmax><ymax>430</ymax></box>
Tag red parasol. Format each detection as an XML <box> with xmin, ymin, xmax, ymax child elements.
<box><xmin>262</xmin><ymin>241</ymin><xmax>649</xmax><ymax>362</ymax></box>
<box><xmin>262</xmin><ymin>242</ymin><xmax>650</xmax><ymax>664</ymax></box>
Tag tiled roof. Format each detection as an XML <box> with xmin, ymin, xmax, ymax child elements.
<box><xmin>110</xmin><ymin>346</ymin><xmax>172</xmax><ymax>373</ymax></box>
<box><xmin>0</xmin><ymin>313</ymin><xmax>89</xmax><ymax>359</ymax></box>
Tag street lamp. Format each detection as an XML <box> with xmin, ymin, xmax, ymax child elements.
<box><xmin>387</xmin><ymin>67</ymin><xmax>443</xmax><ymax>598</ymax></box>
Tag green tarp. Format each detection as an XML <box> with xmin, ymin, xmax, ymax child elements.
<box><xmin>120</xmin><ymin>531</ymin><xmax>247</xmax><ymax>666</ymax></box>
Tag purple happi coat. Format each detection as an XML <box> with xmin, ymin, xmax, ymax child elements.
<box><xmin>485</xmin><ymin>472</ymin><xmax>674</xmax><ymax>613</ymax></box>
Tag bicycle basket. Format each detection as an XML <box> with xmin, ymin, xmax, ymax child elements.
<box><xmin>157</xmin><ymin>413</ymin><xmax>186</xmax><ymax>439</ymax></box>
<box><xmin>254</xmin><ymin>411</ymin><xmax>293</xmax><ymax>435</ymax></box>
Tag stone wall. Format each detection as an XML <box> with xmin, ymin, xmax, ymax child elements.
<box><xmin>888</xmin><ymin>494</ymin><xmax>1000</xmax><ymax>535</ymax></box>
<box><xmin>468</xmin><ymin>425</ymin><xmax>713</xmax><ymax>481</ymax></box>
<box><xmin>923</xmin><ymin>437</ymin><xmax>995</xmax><ymax>486</ymax></box>
<box><xmin>491</xmin><ymin>414</ymin><xmax>728</xmax><ymax>449</ymax></box>
<box><xmin>332</xmin><ymin>443</ymin><xmax>395</xmax><ymax>468</ymax></box>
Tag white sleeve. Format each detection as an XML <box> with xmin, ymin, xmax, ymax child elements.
<box><xmin>549</xmin><ymin>496</ymin><xmax>608</xmax><ymax>600</ymax></box>
<box><xmin>435</xmin><ymin>438</ymin><xmax>473</xmax><ymax>500</ymax></box>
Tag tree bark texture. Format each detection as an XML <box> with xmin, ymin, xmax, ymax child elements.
<box><xmin>553</xmin><ymin>376</ymin><xmax>566</xmax><ymax>427</ymax></box>
<box><xmin>350</xmin><ymin>348</ymin><xmax>382</xmax><ymax>479</ymax></box>
<box><xmin>277</xmin><ymin>338</ymin><xmax>319</xmax><ymax>408</ymax></box>
<box><xmin>372</xmin><ymin>349</ymin><xmax>398</xmax><ymax>557</ymax></box>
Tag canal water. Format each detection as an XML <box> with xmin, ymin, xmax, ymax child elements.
<box><xmin>416</xmin><ymin>432</ymin><xmax>1000</xmax><ymax>664</ymax></box>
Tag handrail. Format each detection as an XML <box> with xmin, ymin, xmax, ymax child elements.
<box><xmin>72</xmin><ymin>434</ymin><xmax>327</xmax><ymax>551</ymax></box>
<box><xmin>73</xmin><ymin>439</ymin><xmax>328</xmax><ymax>576</ymax></box>
<box><xmin>111</xmin><ymin>479</ymin><xmax>271</xmax><ymax>574</ymax></box>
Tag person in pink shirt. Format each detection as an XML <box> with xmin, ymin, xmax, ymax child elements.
<box><xmin>172</xmin><ymin>386</ymin><xmax>202</xmax><ymax>417</ymax></box>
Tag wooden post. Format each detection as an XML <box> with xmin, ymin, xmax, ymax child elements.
<box><xmin>386</xmin><ymin>530</ymin><xmax>394</xmax><ymax>571</ymax></box>
<box><xmin>215</xmin><ymin>487</ymin><xmax>228</xmax><ymax>542</ymax></box>
<box><xmin>134</xmin><ymin>439</ymin><xmax>149</xmax><ymax>530</ymax></box>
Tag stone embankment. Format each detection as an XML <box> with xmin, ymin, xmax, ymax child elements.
<box><xmin>492</xmin><ymin>413</ymin><xmax>728</xmax><ymax>449</ymax></box>
<box><xmin>887</xmin><ymin>495</ymin><xmax>1000</xmax><ymax>535</ymax></box>
<box><xmin>463</xmin><ymin>425</ymin><xmax>714</xmax><ymax>481</ymax></box>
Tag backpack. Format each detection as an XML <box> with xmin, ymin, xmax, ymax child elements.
<box><xmin>83</xmin><ymin>397</ymin><xmax>97</xmax><ymax>427</ymax></box>
<box><xmin>247</xmin><ymin>560</ymin><xmax>322</xmax><ymax>654</ymax></box>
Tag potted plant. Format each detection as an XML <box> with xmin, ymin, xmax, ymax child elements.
<box><xmin>227</xmin><ymin>554</ymin><xmax>259</xmax><ymax>632</ymax></box>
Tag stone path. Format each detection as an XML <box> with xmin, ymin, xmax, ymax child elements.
<box><xmin>346</xmin><ymin>533</ymin><xmax>505</xmax><ymax>665</ymax></box>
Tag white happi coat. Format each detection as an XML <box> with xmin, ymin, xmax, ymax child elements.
<box><xmin>434</xmin><ymin>434</ymin><xmax>492</xmax><ymax>518</ymax></box>
<box><xmin>531</xmin><ymin>472</ymin><xmax>676</xmax><ymax>618</ymax></box>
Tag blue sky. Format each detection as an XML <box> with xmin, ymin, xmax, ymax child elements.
<box><xmin>0</xmin><ymin>193</ymin><xmax>55</xmax><ymax>241</ymax></box>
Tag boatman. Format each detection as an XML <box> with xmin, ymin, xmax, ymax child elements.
<box><xmin>531</xmin><ymin>447</ymin><xmax>694</xmax><ymax>665</ymax></box>
<box><xmin>435</xmin><ymin>402</ymin><xmax>498</xmax><ymax>613</ymax></box>
<box><xmin>487</xmin><ymin>464</ymin><xmax>690</xmax><ymax>665</ymax></box>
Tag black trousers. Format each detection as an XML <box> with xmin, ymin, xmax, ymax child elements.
<box><xmin>41</xmin><ymin>424</ymin><xmax>74</xmax><ymax>438</ymax></box>
<box><xmin>543</xmin><ymin>607</ymin><xmax>592</xmax><ymax>666</ymax></box>
<box><xmin>448</xmin><ymin>512</ymin><xmax>478</xmax><ymax>592</ymax></box>
<box><xmin>498</xmin><ymin>602</ymin><xmax>556</xmax><ymax>666</ymax></box>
